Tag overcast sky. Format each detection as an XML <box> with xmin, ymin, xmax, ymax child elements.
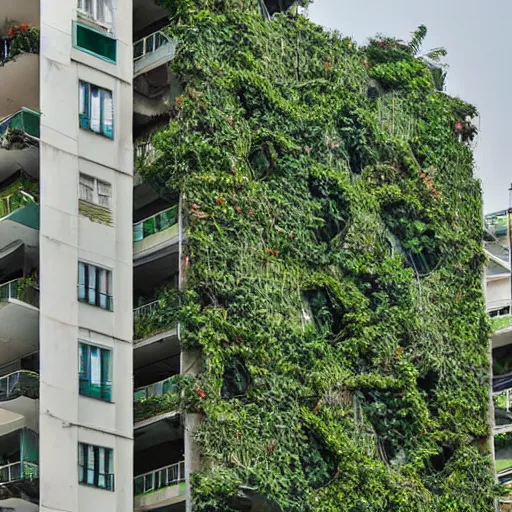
<box><xmin>308</xmin><ymin>0</ymin><xmax>511</xmax><ymax>214</ymax></box>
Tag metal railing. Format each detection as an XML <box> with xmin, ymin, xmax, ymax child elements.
<box><xmin>134</xmin><ymin>461</ymin><xmax>184</xmax><ymax>496</ymax></box>
<box><xmin>135</xmin><ymin>141</ymin><xmax>159</xmax><ymax>165</ymax></box>
<box><xmin>134</xmin><ymin>375</ymin><xmax>179</xmax><ymax>401</ymax></box>
<box><xmin>0</xmin><ymin>108</ymin><xmax>40</xmax><ymax>139</ymax></box>
<box><xmin>0</xmin><ymin>279</ymin><xmax>39</xmax><ymax>308</ymax></box>
<box><xmin>0</xmin><ymin>371</ymin><xmax>38</xmax><ymax>401</ymax></box>
<box><xmin>0</xmin><ymin>461</ymin><xmax>38</xmax><ymax>484</ymax></box>
<box><xmin>133</xmin><ymin>30</ymin><xmax>176</xmax><ymax>63</ymax></box>
<box><xmin>133</xmin><ymin>205</ymin><xmax>178</xmax><ymax>243</ymax></box>
<box><xmin>133</xmin><ymin>298</ymin><xmax>163</xmax><ymax>322</ymax></box>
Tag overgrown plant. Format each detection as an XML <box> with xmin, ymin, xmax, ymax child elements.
<box><xmin>143</xmin><ymin>1</ymin><xmax>495</xmax><ymax>510</ymax></box>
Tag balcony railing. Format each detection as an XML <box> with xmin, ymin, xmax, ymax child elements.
<box><xmin>134</xmin><ymin>375</ymin><xmax>179</xmax><ymax>401</ymax></box>
<box><xmin>0</xmin><ymin>461</ymin><xmax>38</xmax><ymax>484</ymax></box>
<box><xmin>0</xmin><ymin>371</ymin><xmax>38</xmax><ymax>401</ymax></box>
<box><xmin>133</xmin><ymin>206</ymin><xmax>178</xmax><ymax>243</ymax></box>
<box><xmin>0</xmin><ymin>108</ymin><xmax>40</xmax><ymax>140</ymax></box>
<box><xmin>133</xmin><ymin>30</ymin><xmax>177</xmax><ymax>77</ymax></box>
<box><xmin>134</xmin><ymin>461</ymin><xmax>184</xmax><ymax>496</ymax></box>
<box><xmin>133</xmin><ymin>298</ymin><xmax>163</xmax><ymax>322</ymax></box>
<box><xmin>0</xmin><ymin>184</ymin><xmax>37</xmax><ymax>220</ymax></box>
<box><xmin>0</xmin><ymin>279</ymin><xmax>39</xmax><ymax>308</ymax></box>
<box><xmin>135</xmin><ymin>141</ymin><xmax>159</xmax><ymax>166</ymax></box>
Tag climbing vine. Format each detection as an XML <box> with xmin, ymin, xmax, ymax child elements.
<box><xmin>143</xmin><ymin>1</ymin><xmax>496</xmax><ymax>510</ymax></box>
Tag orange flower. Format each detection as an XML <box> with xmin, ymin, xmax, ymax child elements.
<box><xmin>20</xmin><ymin>24</ymin><xmax>29</xmax><ymax>32</ymax></box>
<box><xmin>7</xmin><ymin>28</ymin><xmax>15</xmax><ymax>37</ymax></box>
<box><xmin>216</xmin><ymin>196</ymin><xmax>225</xmax><ymax>206</ymax></box>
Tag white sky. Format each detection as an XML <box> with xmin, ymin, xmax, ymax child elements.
<box><xmin>308</xmin><ymin>0</ymin><xmax>512</xmax><ymax>214</ymax></box>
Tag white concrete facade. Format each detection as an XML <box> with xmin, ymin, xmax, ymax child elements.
<box><xmin>39</xmin><ymin>2</ymin><xmax>133</xmax><ymax>512</ymax></box>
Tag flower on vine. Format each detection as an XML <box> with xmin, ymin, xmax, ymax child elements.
<box><xmin>216</xmin><ymin>196</ymin><xmax>225</xmax><ymax>206</ymax></box>
<box><xmin>196</xmin><ymin>388</ymin><xmax>207</xmax><ymax>399</ymax></box>
<box><xmin>7</xmin><ymin>28</ymin><xmax>15</xmax><ymax>37</ymax></box>
<box><xmin>20</xmin><ymin>24</ymin><xmax>29</xmax><ymax>32</ymax></box>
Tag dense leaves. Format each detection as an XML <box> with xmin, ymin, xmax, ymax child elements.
<box><xmin>142</xmin><ymin>2</ymin><xmax>494</xmax><ymax>510</ymax></box>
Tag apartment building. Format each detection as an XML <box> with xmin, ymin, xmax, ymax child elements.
<box><xmin>0</xmin><ymin>0</ymin><xmax>191</xmax><ymax>511</ymax></box>
<box><xmin>484</xmin><ymin>209</ymin><xmax>512</xmax><ymax>510</ymax></box>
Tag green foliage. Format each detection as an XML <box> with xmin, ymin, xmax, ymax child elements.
<box><xmin>142</xmin><ymin>2</ymin><xmax>494</xmax><ymax>510</ymax></box>
<box><xmin>491</xmin><ymin>315</ymin><xmax>512</xmax><ymax>334</ymax></box>
<box><xmin>134</xmin><ymin>287</ymin><xmax>180</xmax><ymax>340</ymax></box>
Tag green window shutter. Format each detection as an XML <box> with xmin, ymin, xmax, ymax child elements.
<box><xmin>74</xmin><ymin>22</ymin><xmax>116</xmax><ymax>63</ymax></box>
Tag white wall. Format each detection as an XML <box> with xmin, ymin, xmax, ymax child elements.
<box><xmin>39</xmin><ymin>0</ymin><xmax>133</xmax><ymax>511</ymax></box>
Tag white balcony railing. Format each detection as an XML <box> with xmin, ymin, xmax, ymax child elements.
<box><xmin>134</xmin><ymin>461</ymin><xmax>184</xmax><ymax>496</ymax></box>
<box><xmin>135</xmin><ymin>141</ymin><xmax>159</xmax><ymax>165</ymax></box>
<box><xmin>133</xmin><ymin>298</ymin><xmax>163</xmax><ymax>322</ymax></box>
<box><xmin>134</xmin><ymin>375</ymin><xmax>178</xmax><ymax>401</ymax></box>
<box><xmin>0</xmin><ymin>461</ymin><xmax>38</xmax><ymax>484</ymax></box>
<box><xmin>133</xmin><ymin>30</ymin><xmax>177</xmax><ymax>77</ymax></box>
<box><xmin>133</xmin><ymin>206</ymin><xmax>178</xmax><ymax>243</ymax></box>
<box><xmin>0</xmin><ymin>278</ymin><xmax>39</xmax><ymax>308</ymax></box>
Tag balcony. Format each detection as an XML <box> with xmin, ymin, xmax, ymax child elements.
<box><xmin>0</xmin><ymin>429</ymin><xmax>38</xmax><ymax>503</ymax></box>
<box><xmin>133</xmin><ymin>205</ymin><xmax>178</xmax><ymax>261</ymax></box>
<box><xmin>0</xmin><ymin>279</ymin><xmax>39</xmax><ymax>367</ymax></box>
<box><xmin>134</xmin><ymin>461</ymin><xmax>185</xmax><ymax>511</ymax></box>
<box><xmin>0</xmin><ymin>109</ymin><xmax>40</xmax><ymax>185</ymax></box>
<box><xmin>134</xmin><ymin>30</ymin><xmax>177</xmax><ymax>78</ymax></box>
<box><xmin>135</xmin><ymin>141</ymin><xmax>160</xmax><ymax>171</ymax></box>
<box><xmin>133</xmin><ymin>288</ymin><xmax>178</xmax><ymax>341</ymax></box>
<box><xmin>134</xmin><ymin>375</ymin><xmax>179</xmax><ymax>423</ymax></box>
<box><xmin>0</xmin><ymin>371</ymin><xmax>38</xmax><ymax>403</ymax></box>
<box><xmin>0</xmin><ymin>27</ymin><xmax>40</xmax><ymax>119</ymax></box>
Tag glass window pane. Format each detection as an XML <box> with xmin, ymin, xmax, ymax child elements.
<box><xmin>75</xmin><ymin>23</ymin><xmax>117</xmax><ymax>62</ymax></box>
<box><xmin>102</xmin><ymin>89</ymin><xmax>113</xmax><ymax>138</ymax></box>
<box><xmin>88</xmin><ymin>265</ymin><xmax>96</xmax><ymax>305</ymax></box>
<box><xmin>79</xmin><ymin>82</ymin><xmax>87</xmax><ymax>116</ymax></box>
<box><xmin>90</xmin><ymin>87</ymin><xmax>101</xmax><ymax>133</ymax></box>
<box><xmin>79</xmin><ymin>344</ymin><xmax>89</xmax><ymax>378</ymax></box>
<box><xmin>78</xmin><ymin>262</ymin><xmax>86</xmax><ymax>300</ymax></box>
<box><xmin>97</xmin><ymin>181</ymin><xmax>111</xmax><ymax>208</ymax></box>
<box><xmin>145</xmin><ymin>35</ymin><xmax>154</xmax><ymax>54</ymax></box>
<box><xmin>79</xmin><ymin>174</ymin><xmax>95</xmax><ymax>202</ymax></box>
<box><xmin>90</xmin><ymin>347</ymin><xmax>101</xmax><ymax>386</ymax></box>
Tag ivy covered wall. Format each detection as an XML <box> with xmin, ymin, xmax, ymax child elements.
<box><xmin>142</xmin><ymin>1</ymin><xmax>496</xmax><ymax>509</ymax></box>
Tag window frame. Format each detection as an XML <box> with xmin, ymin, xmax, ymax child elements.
<box><xmin>79</xmin><ymin>173</ymin><xmax>112</xmax><ymax>210</ymax></box>
<box><xmin>79</xmin><ymin>341</ymin><xmax>112</xmax><ymax>402</ymax></box>
<box><xmin>73</xmin><ymin>21</ymin><xmax>117</xmax><ymax>64</ymax></box>
<box><xmin>78</xmin><ymin>261</ymin><xmax>113</xmax><ymax>311</ymax></box>
<box><xmin>78</xmin><ymin>442</ymin><xmax>114</xmax><ymax>491</ymax></box>
<box><xmin>79</xmin><ymin>81</ymin><xmax>114</xmax><ymax>139</ymax></box>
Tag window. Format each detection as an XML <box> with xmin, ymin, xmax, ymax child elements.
<box><xmin>78</xmin><ymin>262</ymin><xmax>113</xmax><ymax>311</ymax></box>
<box><xmin>79</xmin><ymin>174</ymin><xmax>112</xmax><ymax>209</ymax></box>
<box><xmin>79</xmin><ymin>342</ymin><xmax>112</xmax><ymax>401</ymax></box>
<box><xmin>79</xmin><ymin>81</ymin><xmax>114</xmax><ymax>138</ymax></box>
<box><xmin>79</xmin><ymin>442</ymin><xmax>114</xmax><ymax>490</ymax></box>
<box><xmin>77</xmin><ymin>0</ymin><xmax>113</xmax><ymax>28</ymax></box>
<box><xmin>74</xmin><ymin>22</ymin><xmax>116</xmax><ymax>63</ymax></box>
